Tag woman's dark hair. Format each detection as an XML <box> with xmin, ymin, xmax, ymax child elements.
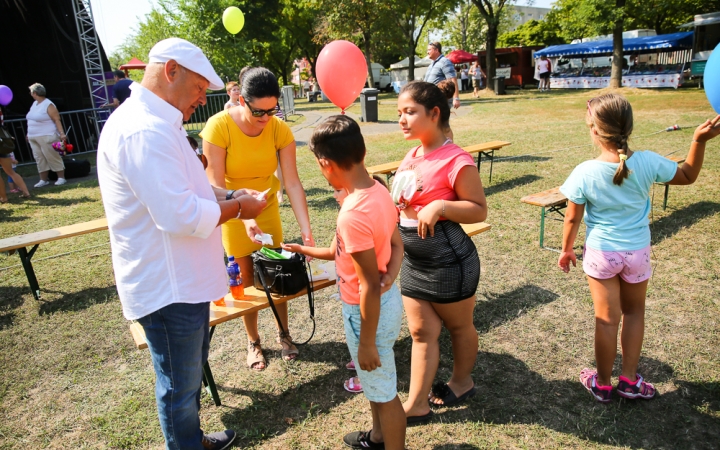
<box><xmin>400</xmin><ymin>81</ymin><xmax>450</xmax><ymax>129</ymax></box>
<box><xmin>309</xmin><ymin>115</ymin><xmax>365</xmax><ymax>170</ymax></box>
<box><xmin>436</xmin><ymin>80</ymin><xmax>455</xmax><ymax>100</ymax></box>
<box><xmin>241</xmin><ymin>67</ymin><xmax>280</xmax><ymax>102</ymax></box>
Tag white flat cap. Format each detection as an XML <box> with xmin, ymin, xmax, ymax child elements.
<box><xmin>148</xmin><ymin>38</ymin><xmax>224</xmax><ymax>91</ymax></box>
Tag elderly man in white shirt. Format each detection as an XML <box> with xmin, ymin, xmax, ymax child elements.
<box><xmin>97</xmin><ymin>38</ymin><xmax>266</xmax><ymax>450</ymax></box>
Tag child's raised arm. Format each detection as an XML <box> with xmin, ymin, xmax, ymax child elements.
<box><xmin>558</xmin><ymin>201</ymin><xmax>585</xmax><ymax>273</ymax></box>
<box><xmin>282</xmin><ymin>236</ymin><xmax>336</xmax><ymax>261</ymax></box>
<box><xmin>669</xmin><ymin>115</ymin><xmax>720</xmax><ymax>186</ymax></box>
<box><xmin>351</xmin><ymin>249</ymin><xmax>382</xmax><ymax>372</ymax></box>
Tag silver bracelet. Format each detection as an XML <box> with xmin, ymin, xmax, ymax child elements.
<box><xmin>235</xmin><ymin>198</ymin><xmax>242</xmax><ymax>219</ymax></box>
<box><xmin>441</xmin><ymin>199</ymin><xmax>446</xmax><ymax>217</ymax></box>
<box><xmin>691</xmin><ymin>139</ymin><xmax>704</xmax><ymax>144</ymax></box>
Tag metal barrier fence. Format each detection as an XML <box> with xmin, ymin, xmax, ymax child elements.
<box><xmin>185</xmin><ymin>93</ymin><xmax>227</xmax><ymax>133</ymax></box>
<box><xmin>4</xmin><ymin>108</ymin><xmax>110</xmax><ymax>164</ymax></box>
<box><xmin>4</xmin><ymin>92</ymin><xmax>256</xmax><ymax>164</ymax></box>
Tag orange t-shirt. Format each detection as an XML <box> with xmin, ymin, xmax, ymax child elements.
<box><xmin>335</xmin><ymin>181</ymin><xmax>397</xmax><ymax>305</ymax></box>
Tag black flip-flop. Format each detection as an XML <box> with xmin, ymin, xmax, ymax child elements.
<box><xmin>406</xmin><ymin>410</ymin><xmax>434</xmax><ymax>426</ymax></box>
<box><xmin>343</xmin><ymin>429</ymin><xmax>385</xmax><ymax>449</ymax></box>
<box><xmin>430</xmin><ymin>382</ymin><xmax>476</xmax><ymax>408</ymax></box>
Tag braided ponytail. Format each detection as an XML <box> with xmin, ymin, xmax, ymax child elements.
<box><xmin>586</xmin><ymin>93</ymin><xmax>634</xmax><ymax>186</ymax></box>
<box><xmin>613</xmin><ymin>135</ymin><xmax>630</xmax><ymax>185</ymax></box>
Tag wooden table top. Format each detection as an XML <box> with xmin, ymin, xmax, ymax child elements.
<box><xmin>0</xmin><ymin>218</ymin><xmax>108</xmax><ymax>253</ymax></box>
<box><xmin>520</xmin><ymin>187</ymin><xmax>568</xmax><ymax>208</ymax></box>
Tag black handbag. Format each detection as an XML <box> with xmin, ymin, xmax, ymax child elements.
<box><xmin>0</xmin><ymin>126</ymin><xmax>15</xmax><ymax>155</ymax></box>
<box><xmin>252</xmin><ymin>251</ymin><xmax>315</xmax><ymax>345</ymax></box>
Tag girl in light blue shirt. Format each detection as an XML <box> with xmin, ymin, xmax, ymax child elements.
<box><xmin>557</xmin><ymin>93</ymin><xmax>720</xmax><ymax>403</ymax></box>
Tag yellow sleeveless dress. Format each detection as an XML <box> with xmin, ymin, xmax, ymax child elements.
<box><xmin>200</xmin><ymin>111</ymin><xmax>294</xmax><ymax>257</ymax></box>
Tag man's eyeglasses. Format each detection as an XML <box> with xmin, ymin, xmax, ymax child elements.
<box><xmin>246</xmin><ymin>103</ymin><xmax>279</xmax><ymax>118</ymax></box>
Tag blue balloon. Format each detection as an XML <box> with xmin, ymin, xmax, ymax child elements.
<box><xmin>705</xmin><ymin>42</ymin><xmax>720</xmax><ymax>114</ymax></box>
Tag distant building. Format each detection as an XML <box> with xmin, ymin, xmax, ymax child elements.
<box><xmin>508</xmin><ymin>5</ymin><xmax>551</xmax><ymax>31</ymax></box>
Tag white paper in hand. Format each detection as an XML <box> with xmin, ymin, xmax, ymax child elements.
<box><xmin>254</xmin><ymin>233</ymin><xmax>274</xmax><ymax>245</ymax></box>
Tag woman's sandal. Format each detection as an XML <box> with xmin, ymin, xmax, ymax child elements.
<box><xmin>247</xmin><ymin>339</ymin><xmax>266</xmax><ymax>371</ymax></box>
<box><xmin>429</xmin><ymin>382</ymin><xmax>476</xmax><ymax>408</ymax></box>
<box><xmin>277</xmin><ymin>330</ymin><xmax>299</xmax><ymax>361</ymax></box>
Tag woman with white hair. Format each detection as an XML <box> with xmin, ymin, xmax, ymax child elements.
<box><xmin>26</xmin><ymin>83</ymin><xmax>66</xmax><ymax>187</ymax></box>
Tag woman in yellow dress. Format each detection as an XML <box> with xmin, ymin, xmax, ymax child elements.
<box><xmin>201</xmin><ymin>67</ymin><xmax>315</xmax><ymax>370</ymax></box>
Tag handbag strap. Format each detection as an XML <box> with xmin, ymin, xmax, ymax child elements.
<box><xmin>253</xmin><ymin>256</ymin><xmax>315</xmax><ymax>346</ymax></box>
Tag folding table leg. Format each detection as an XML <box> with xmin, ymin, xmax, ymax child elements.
<box><xmin>201</xmin><ymin>325</ymin><xmax>221</xmax><ymax>406</ymax></box>
<box><xmin>539</xmin><ymin>207</ymin><xmax>546</xmax><ymax>249</ymax></box>
<box><xmin>662</xmin><ymin>184</ymin><xmax>670</xmax><ymax>210</ymax></box>
<box><xmin>17</xmin><ymin>245</ymin><xmax>41</xmax><ymax>300</ymax></box>
<box><xmin>487</xmin><ymin>150</ymin><xmax>495</xmax><ymax>184</ymax></box>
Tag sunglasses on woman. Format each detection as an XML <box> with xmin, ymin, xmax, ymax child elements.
<box><xmin>246</xmin><ymin>102</ymin><xmax>280</xmax><ymax>118</ymax></box>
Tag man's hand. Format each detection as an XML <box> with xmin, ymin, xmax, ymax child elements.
<box><xmin>236</xmin><ymin>194</ymin><xmax>266</xmax><ymax>220</ymax></box>
<box><xmin>453</xmin><ymin>98</ymin><xmax>460</xmax><ymax>109</ymax></box>
<box><xmin>358</xmin><ymin>343</ymin><xmax>381</xmax><ymax>372</ymax></box>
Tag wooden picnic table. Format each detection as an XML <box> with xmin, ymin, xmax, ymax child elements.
<box><xmin>129</xmin><ymin>220</ymin><xmax>492</xmax><ymax>406</ymax></box>
<box><xmin>0</xmin><ymin>218</ymin><xmax>108</xmax><ymax>300</ymax></box>
<box><xmin>520</xmin><ymin>154</ymin><xmax>687</xmax><ymax>250</ymax></box>
<box><xmin>367</xmin><ymin>140</ymin><xmax>512</xmax><ymax>183</ymax></box>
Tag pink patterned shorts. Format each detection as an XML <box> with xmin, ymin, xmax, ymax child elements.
<box><xmin>582</xmin><ymin>245</ymin><xmax>652</xmax><ymax>284</ymax></box>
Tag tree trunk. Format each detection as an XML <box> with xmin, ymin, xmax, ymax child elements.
<box><xmin>364</xmin><ymin>32</ymin><xmax>375</xmax><ymax>88</ymax></box>
<box><xmin>610</xmin><ymin>0</ymin><xmax>625</xmax><ymax>89</ymax></box>
<box><xmin>485</xmin><ymin>21</ymin><xmax>498</xmax><ymax>91</ymax></box>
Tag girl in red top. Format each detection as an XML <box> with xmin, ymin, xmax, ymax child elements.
<box><xmin>394</xmin><ymin>81</ymin><xmax>488</xmax><ymax>424</ymax></box>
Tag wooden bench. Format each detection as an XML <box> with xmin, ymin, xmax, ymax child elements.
<box><xmin>0</xmin><ymin>218</ymin><xmax>108</xmax><ymax>300</ymax></box>
<box><xmin>129</xmin><ymin>221</ymin><xmax>491</xmax><ymax>406</ymax></box>
<box><xmin>520</xmin><ymin>155</ymin><xmax>686</xmax><ymax>250</ymax></box>
<box><xmin>367</xmin><ymin>141</ymin><xmax>512</xmax><ymax>184</ymax></box>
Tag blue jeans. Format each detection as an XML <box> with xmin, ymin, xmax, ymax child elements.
<box><xmin>136</xmin><ymin>302</ymin><xmax>210</xmax><ymax>449</ymax></box>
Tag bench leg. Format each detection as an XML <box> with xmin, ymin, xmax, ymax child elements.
<box><xmin>17</xmin><ymin>245</ymin><xmax>41</xmax><ymax>300</ymax></box>
<box><xmin>202</xmin><ymin>325</ymin><xmax>221</xmax><ymax>406</ymax></box>
<box><xmin>488</xmin><ymin>150</ymin><xmax>495</xmax><ymax>184</ymax></box>
<box><xmin>662</xmin><ymin>184</ymin><xmax>670</xmax><ymax>211</ymax></box>
<box><xmin>539</xmin><ymin>207</ymin><xmax>546</xmax><ymax>249</ymax></box>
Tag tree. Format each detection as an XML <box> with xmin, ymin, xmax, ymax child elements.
<box><xmin>469</xmin><ymin>0</ymin><xmax>512</xmax><ymax>86</ymax></box>
<box><xmin>437</xmin><ymin>0</ymin><xmax>488</xmax><ymax>52</ymax></box>
<box><xmin>624</xmin><ymin>0</ymin><xmax>720</xmax><ymax>35</ymax></box>
<box><xmin>497</xmin><ymin>19</ymin><xmax>566</xmax><ymax>47</ymax></box>
<box><xmin>390</xmin><ymin>0</ymin><xmax>459</xmax><ymax>81</ymax></box>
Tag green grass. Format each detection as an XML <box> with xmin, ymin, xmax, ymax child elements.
<box><xmin>2</xmin><ymin>87</ymin><xmax>720</xmax><ymax>449</ymax></box>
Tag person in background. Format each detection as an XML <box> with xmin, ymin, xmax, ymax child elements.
<box><xmin>224</xmin><ymin>81</ymin><xmax>241</xmax><ymax>110</ymax></box>
<box><xmin>0</xmin><ymin>107</ymin><xmax>30</xmax><ymax>200</ymax></box>
<box><xmin>424</xmin><ymin>42</ymin><xmax>460</xmax><ymax>141</ymax></box>
<box><xmin>537</xmin><ymin>55</ymin><xmax>552</xmax><ymax>92</ymax></box>
<box><xmin>460</xmin><ymin>64</ymin><xmax>469</xmax><ymax>92</ymax></box>
<box><xmin>470</xmin><ymin>61</ymin><xmax>485</xmax><ymax>98</ymax></box>
<box><xmin>97</xmin><ymin>37</ymin><xmax>267</xmax><ymax>449</ymax></box>
<box><xmin>26</xmin><ymin>83</ymin><xmax>66</xmax><ymax>187</ymax></box>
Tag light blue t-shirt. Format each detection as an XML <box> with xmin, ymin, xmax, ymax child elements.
<box><xmin>560</xmin><ymin>151</ymin><xmax>678</xmax><ymax>251</ymax></box>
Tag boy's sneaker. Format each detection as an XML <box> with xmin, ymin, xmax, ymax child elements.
<box><xmin>201</xmin><ymin>430</ymin><xmax>236</xmax><ymax>450</ymax></box>
<box><xmin>616</xmin><ymin>374</ymin><xmax>655</xmax><ymax>400</ymax></box>
<box><xmin>55</xmin><ymin>178</ymin><xmax>67</xmax><ymax>186</ymax></box>
<box><xmin>343</xmin><ymin>430</ymin><xmax>384</xmax><ymax>449</ymax></box>
<box><xmin>34</xmin><ymin>180</ymin><xmax>50</xmax><ymax>188</ymax></box>
<box><xmin>579</xmin><ymin>368</ymin><xmax>612</xmax><ymax>403</ymax></box>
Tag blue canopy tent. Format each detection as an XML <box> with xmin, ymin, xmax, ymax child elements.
<box><xmin>534</xmin><ymin>32</ymin><xmax>694</xmax><ymax>58</ymax></box>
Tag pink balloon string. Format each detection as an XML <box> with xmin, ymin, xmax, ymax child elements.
<box><xmin>341</xmin><ymin>109</ymin><xmax>346</xmax><ymax>115</ymax></box>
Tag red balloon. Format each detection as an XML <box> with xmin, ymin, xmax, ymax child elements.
<box><xmin>316</xmin><ymin>40</ymin><xmax>368</xmax><ymax>112</ymax></box>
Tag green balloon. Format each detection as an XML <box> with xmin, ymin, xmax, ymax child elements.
<box><xmin>222</xmin><ymin>7</ymin><xmax>245</xmax><ymax>35</ymax></box>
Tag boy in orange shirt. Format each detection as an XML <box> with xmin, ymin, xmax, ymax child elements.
<box><xmin>308</xmin><ymin>115</ymin><xmax>405</xmax><ymax>449</ymax></box>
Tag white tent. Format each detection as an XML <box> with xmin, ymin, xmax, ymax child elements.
<box><xmin>389</xmin><ymin>56</ymin><xmax>434</xmax><ymax>92</ymax></box>
<box><xmin>389</xmin><ymin>56</ymin><xmax>432</xmax><ymax>69</ymax></box>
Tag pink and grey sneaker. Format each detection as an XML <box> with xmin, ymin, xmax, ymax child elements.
<box><xmin>579</xmin><ymin>368</ymin><xmax>612</xmax><ymax>403</ymax></box>
<box><xmin>616</xmin><ymin>374</ymin><xmax>655</xmax><ymax>400</ymax></box>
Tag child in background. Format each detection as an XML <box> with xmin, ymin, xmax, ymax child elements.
<box><xmin>7</xmin><ymin>152</ymin><xmax>19</xmax><ymax>193</ymax></box>
<box><xmin>304</xmin><ymin>115</ymin><xmax>405</xmax><ymax>449</ymax></box>
<box><xmin>283</xmin><ymin>175</ymin><xmax>391</xmax><ymax>395</ymax></box>
<box><xmin>558</xmin><ymin>93</ymin><xmax>720</xmax><ymax>402</ymax></box>
<box><xmin>224</xmin><ymin>81</ymin><xmax>241</xmax><ymax>110</ymax></box>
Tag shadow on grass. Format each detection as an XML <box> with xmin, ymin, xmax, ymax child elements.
<box><xmin>437</xmin><ymin>352</ymin><xmax>720</xmax><ymax>448</ymax></box>
<box><xmin>475</xmin><ymin>284</ymin><xmax>559</xmax><ymax>334</ymax></box>
<box><xmin>37</xmin><ymin>285</ymin><xmax>117</xmax><ymax>315</ymax></box>
<box><xmin>433</xmin><ymin>445</ymin><xmax>480</xmax><ymax>450</ymax></box>
<box><xmin>0</xmin><ymin>208</ymin><xmax>29</xmax><ymax>222</ymax></box>
<box><xmin>216</xmin><ymin>340</ymin><xmax>357</xmax><ymax>446</ymax></box>
<box><xmin>494</xmin><ymin>155</ymin><xmax>552</xmax><ymax>164</ymax></box>
<box><xmin>0</xmin><ymin>285</ymin><xmax>28</xmax><ymax>330</ymax></box>
<box><xmin>483</xmin><ymin>174</ymin><xmax>542</xmax><ymax>197</ymax></box>
<box><xmin>651</xmin><ymin>201</ymin><xmax>720</xmax><ymax>245</ymax></box>
<box><xmin>25</xmin><ymin>195</ymin><xmax>96</xmax><ymax>208</ymax></box>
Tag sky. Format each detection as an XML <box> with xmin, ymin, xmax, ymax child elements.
<box><xmin>91</xmin><ymin>0</ymin><xmax>556</xmax><ymax>56</ymax></box>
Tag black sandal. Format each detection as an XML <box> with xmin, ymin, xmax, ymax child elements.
<box><xmin>430</xmin><ymin>382</ymin><xmax>476</xmax><ymax>408</ymax></box>
<box><xmin>406</xmin><ymin>410</ymin><xmax>434</xmax><ymax>426</ymax></box>
<box><xmin>343</xmin><ymin>429</ymin><xmax>384</xmax><ymax>449</ymax></box>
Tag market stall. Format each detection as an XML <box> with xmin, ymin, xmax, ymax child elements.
<box><xmin>535</xmin><ymin>32</ymin><xmax>693</xmax><ymax>89</ymax></box>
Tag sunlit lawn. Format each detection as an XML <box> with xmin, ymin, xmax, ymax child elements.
<box><xmin>1</xmin><ymin>86</ymin><xmax>719</xmax><ymax>449</ymax></box>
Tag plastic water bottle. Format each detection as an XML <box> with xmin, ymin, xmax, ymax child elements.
<box><xmin>227</xmin><ymin>256</ymin><xmax>245</xmax><ymax>300</ymax></box>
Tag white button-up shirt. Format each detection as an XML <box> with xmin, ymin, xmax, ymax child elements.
<box><xmin>97</xmin><ymin>83</ymin><xmax>226</xmax><ymax>320</ymax></box>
